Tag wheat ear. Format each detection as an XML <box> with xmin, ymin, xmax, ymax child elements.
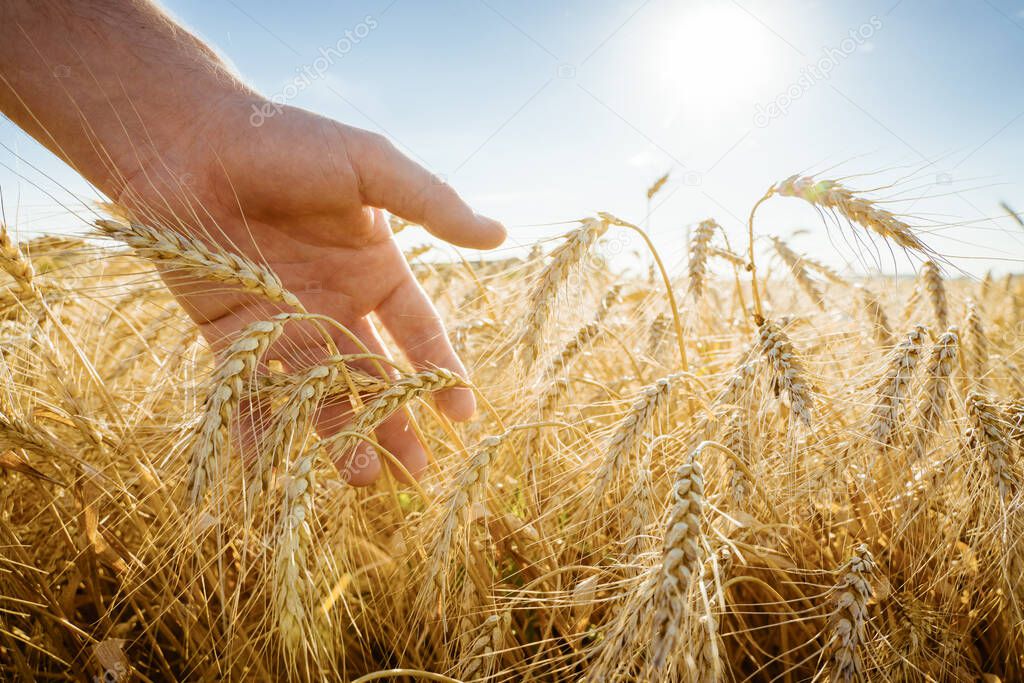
<box><xmin>758</xmin><ymin>318</ymin><xmax>814</xmax><ymax>426</ymax></box>
<box><xmin>722</xmin><ymin>410</ymin><xmax>752</xmax><ymax>509</ymax></box>
<box><xmin>771</xmin><ymin>236</ymin><xmax>825</xmax><ymax>310</ymax></box>
<box><xmin>707</xmin><ymin>245</ymin><xmax>747</xmax><ymax>268</ymax></box>
<box><xmin>96</xmin><ymin>219</ymin><xmax>302</xmax><ymax>310</ymax></box>
<box><xmin>963</xmin><ymin>299</ymin><xmax>988</xmax><ymax>387</ymax></box>
<box><xmin>274</xmin><ymin>451</ymin><xmax>316</xmax><ymax>654</ymax></box>
<box><xmin>590</xmin><ymin>375</ymin><xmax>673</xmax><ymax>507</ymax></box>
<box><xmin>801</xmin><ymin>254</ymin><xmax>848</xmax><ymax>286</ymax></box>
<box><xmin>966</xmin><ymin>392</ymin><xmax>1015</xmax><ymax>501</ymax></box>
<box><xmin>0</xmin><ymin>224</ymin><xmax>36</xmax><ymax>295</ymax></box>
<box><xmin>905</xmin><ymin>329</ymin><xmax>959</xmax><ymax>463</ymax></box>
<box><xmin>650</xmin><ymin>447</ymin><xmax>706</xmax><ymax>672</ymax></box>
<box><xmin>327</xmin><ymin>368</ymin><xmax>465</xmax><ymax>459</ymax></box>
<box><xmin>620</xmin><ymin>437</ymin><xmax>660</xmax><ymax>557</ymax></box>
<box><xmin>688</xmin><ymin>219</ymin><xmax>719</xmax><ymax>300</ymax></box>
<box><xmin>545</xmin><ymin>321</ymin><xmax>600</xmax><ymax>379</ymax></box>
<box><xmin>188</xmin><ymin>315</ymin><xmax>289</xmax><ymax>506</ymax></box>
<box><xmin>458</xmin><ymin>611</ymin><xmax>510</xmax><ymax>681</ymax></box>
<box><xmin>824</xmin><ymin>543</ymin><xmax>876</xmax><ymax>683</ymax></box>
<box><xmin>425</xmin><ymin>433</ymin><xmax>505</xmax><ymax>607</ymax></box>
<box><xmin>594</xmin><ymin>284</ymin><xmax>623</xmax><ymax>324</ymax></box>
<box><xmin>516</xmin><ymin>217</ymin><xmax>608</xmax><ymax>372</ymax></box>
<box><xmin>250</xmin><ymin>361</ymin><xmax>338</xmax><ymax>512</ymax></box>
<box><xmin>646</xmin><ymin>313</ymin><xmax>671</xmax><ymax>365</ymax></box>
<box><xmin>859</xmin><ymin>286</ymin><xmax>893</xmax><ymax>347</ymax></box>
<box><xmin>865</xmin><ymin>324</ymin><xmax>928</xmax><ymax>448</ymax></box>
<box><xmin>773</xmin><ymin>175</ymin><xmax>929</xmax><ymax>253</ymax></box>
<box><xmin>919</xmin><ymin>260</ymin><xmax>948</xmax><ymax>329</ymax></box>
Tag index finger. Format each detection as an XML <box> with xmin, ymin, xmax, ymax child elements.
<box><xmin>375</xmin><ymin>269</ymin><xmax>476</xmax><ymax>423</ymax></box>
<box><xmin>348</xmin><ymin>131</ymin><xmax>506</xmax><ymax>250</ymax></box>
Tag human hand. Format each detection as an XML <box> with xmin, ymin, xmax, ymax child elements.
<box><xmin>117</xmin><ymin>96</ymin><xmax>506</xmax><ymax>484</ymax></box>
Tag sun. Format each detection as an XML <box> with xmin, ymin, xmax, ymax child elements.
<box><xmin>641</xmin><ymin>3</ymin><xmax>778</xmax><ymax>107</ymax></box>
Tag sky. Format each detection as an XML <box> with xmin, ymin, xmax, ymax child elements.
<box><xmin>2</xmin><ymin>0</ymin><xmax>1024</xmax><ymax>277</ymax></box>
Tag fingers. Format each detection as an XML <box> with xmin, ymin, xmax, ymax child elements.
<box><xmin>375</xmin><ymin>266</ymin><xmax>476</xmax><ymax>423</ymax></box>
<box><xmin>303</xmin><ymin>317</ymin><xmax>427</xmax><ymax>486</ymax></box>
<box><xmin>349</xmin><ymin>131</ymin><xmax>506</xmax><ymax>250</ymax></box>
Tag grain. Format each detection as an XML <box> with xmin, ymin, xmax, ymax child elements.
<box><xmin>966</xmin><ymin>392</ymin><xmax>1015</xmax><ymax>501</ymax></box>
<box><xmin>963</xmin><ymin>299</ymin><xmax>988</xmax><ymax>386</ymax></box>
<box><xmin>591</xmin><ymin>375</ymin><xmax>673</xmax><ymax>507</ymax></box>
<box><xmin>824</xmin><ymin>544</ymin><xmax>876</xmax><ymax>683</ymax></box>
<box><xmin>188</xmin><ymin>315</ymin><xmax>289</xmax><ymax>506</ymax></box>
<box><xmin>773</xmin><ymin>175</ymin><xmax>928</xmax><ymax>253</ymax></box>
<box><xmin>865</xmin><ymin>324</ymin><xmax>928</xmax><ymax>448</ymax></box>
<box><xmin>96</xmin><ymin>219</ymin><xmax>302</xmax><ymax>310</ymax></box>
<box><xmin>687</xmin><ymin>219</ymin><xmax>719</xmax><ymax>300</ymax></box>
<box><xmin>0</xmin><ymin>223</ymin><xmax>36</xmax><ymax>295</ymax></box>
<box><xmin>757</xmin><ymin>318</ymin><xmax>814</xmax><ymax>425</ymax></box>
<box><xmin>771</xmin><ymin>236</ymin><xmax>825</xmax><ymax>310</ymax></box>
<box><xmin>650</xmin><ymin>447</ymin><xmax>706</xmax><ymax>672</ymax></box>
<box><xmin>516</xmin><ymin>217</ymin><xmax>608</xmax><ymax>372</ymax></box>
<box><xmin>905</xmin><ymin>329</ymin><xmax>959</xmax><ymax>463</ymax></box>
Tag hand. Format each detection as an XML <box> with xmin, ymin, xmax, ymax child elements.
<box><xmin>117</xmin><ymin>95</ymin><xmax>506</xmax><ymax>485</ymax></box>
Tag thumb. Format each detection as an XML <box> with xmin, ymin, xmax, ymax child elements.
<box><xmin>347</xmin><ymin>130</ymin><xmax>506</xmax><ymax>249</ymax></box>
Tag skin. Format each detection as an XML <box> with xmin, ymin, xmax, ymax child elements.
<box><xmin>0</xmin><ymin>0</ymin><xmax>506</xmax><ymax>484</ymax></box>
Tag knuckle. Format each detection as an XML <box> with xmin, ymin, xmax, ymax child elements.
<box><xmin>362</xmin><ymin>131</ymin><xmax>395</xmax><ymax>156</ymax></box>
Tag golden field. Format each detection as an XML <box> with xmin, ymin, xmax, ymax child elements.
<box><xmin>1</xmin><ymin>177</ymin><xmax>1023</xmax><ymax>682</ymax></box>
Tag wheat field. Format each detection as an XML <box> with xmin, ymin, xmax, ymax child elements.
<box><xmin>2</xmin><ymin>176</ymin><xmax>1024</xmax><ymax>682</ymax></box>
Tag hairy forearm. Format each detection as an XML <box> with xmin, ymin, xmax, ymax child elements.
<box><xmin>0</xmin><ymin>0</ymin><xmax>254</xmax><ymax>196</ymax></box>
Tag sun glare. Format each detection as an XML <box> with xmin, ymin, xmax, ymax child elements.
<box><xmin>643</xmin><ymin>3</ymin><xmax>777</xmax><ymax>107</ymax></box>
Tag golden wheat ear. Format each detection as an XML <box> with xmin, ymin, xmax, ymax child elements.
<box><xmin>94</xmin><ymin>218</ymin><xmax>303</xmax><ymax>310</ymax></box>
<box><xmin>515</xmin><ymin>216</ymin><xmax>608</xmax><ymax>373</ymax></box>
<box><xmin>773</xmin><ymin>175</ymin><xmax>931</xmax><ymax>254</ymax></box>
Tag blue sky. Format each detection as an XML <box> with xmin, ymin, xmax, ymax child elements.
<box><xmin>2</xmin><ymin>0</ymin><xmax>1024</xmax><ymax>276</ymax></box>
